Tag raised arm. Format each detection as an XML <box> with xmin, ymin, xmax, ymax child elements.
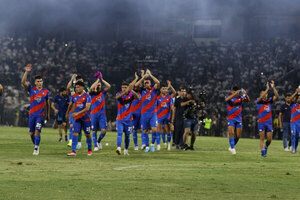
<box><xmin>167</xmin><ymin>80</ymin><xmax>176</xmax><ymax>97</ymax></box>
<box><xmin>270</xmin><ymin>81</ymin><xmax>279</xmax><ymax>101</ymax></box>
<box><xmin>89</xmin><ymin>78</ymin><xmax>100</xmax><ymax>93</ymax></box>
<box><xmin>288</xmin><ymin>88</ymin><xmax>300</xmax><ymax>102</ymax></box>
<box><xmin>225</xmin><ymin>90</ymin><xmax>241</xmax><ymax>102</ymax></box>
<box><xmin>131</xmin><ymin>89</ymin><xmax>139</xmax><ymax>99</ymax></box>
<box><xmin>147</xmin><ymin>69</ymin><xmax>160</xmax><ymax>90</ymax></box>
<box><xmin>257</xmin><ymin>83</ymin><xmax>269</xmax><ymax>102</ymax></box>
<box><xmin>21</xmin><ymin>64</ymin><xmax>32</xmax><ymax>90</ymax></box>
<box><xmin>102</xmin><ymin>79</ymin><xmax>111</xmax><ymax>93</ymax></box>
<box><xmin>67</xmin><ymin>74</ymin><xmax>77</xmax><ymax>92</ymax></box>
<box><xmin>241</xmin><ymin>89</ymin><xmax>250</xmax><ymax>102</ymax></box>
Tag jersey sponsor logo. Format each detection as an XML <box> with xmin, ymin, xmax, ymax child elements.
<box><xmin>146</xmin><ymin>94</ymin><xmax>151</xmax><ymax>100</ymax></box>
<box><xmin>263</xmin><ymin>105</ymin><xmax>270</xmax><ymax>112</ymax></box>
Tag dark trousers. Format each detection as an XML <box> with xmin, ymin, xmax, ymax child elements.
<box><xmin>174</xmin><ymin>118</ymin><xmax>184</xmax><ymax>146</ymax></box>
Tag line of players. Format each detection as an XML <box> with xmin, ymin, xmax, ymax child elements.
<box><xmin>18</xmin><ymin>63</ymin><xmax>300</xmax><ymax>157</ymax></box>
<box><xmin>21</xmin><ymin>64</ymin><xmax>177</xmax><ymax>156</ymax></box>
<box><xmin>226</xmin><ymin>81</ymin><xmax>300</xmax><ymax>157</ymax></box>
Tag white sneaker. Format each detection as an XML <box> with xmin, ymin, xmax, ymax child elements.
<box><xmin>116</xmin><ymin>147</ymin><xmax>121</xmax><ymax>155</ymax></box>
<box><xmin>98</xmin><ymin>142</ymin><xmax>102</xmax><ymax>150</ymax></box>
<box><xmin>124</xmin><ymin>149</ymin><xmax>129</xmax><ymax>155</ymax></box>
<box><xmin>134</xmin><ymin>146</ymin><xmax>139</xmax><ymax>151</ymax></box>
<box><xmin>167</xmin><ymin>142</ymin><xmax>171</xmax><ymax>151</ymax></box>
<box><xmin>157</xmin><ymin>145</ymin><xmax>161</xmax><ymax>151</ymax></box>
<box><xmin>289</xmin><ymin>146</ymin><xmax>293</xmax><ymax>151</ymax></box>
<box><xmin>284</xmin><ymin>147</ymin><xmax>290</xmax><ymax>152</ymax></box>
<box><xmin>94</xmin><ymin>147</ymin><xmax>99</xmax><ymax>151</ymax></box>
<box><xmin>291</xmin><ymin>149</ymin><xmax>297</xmax><ymax>154</ymax></box>
<box><xmin>228</xmin><ymin>147</ymin><xmax>236</xmax><ymax>155</ymax></box>
<box><xmin>141</xmin><ymin>144</ymin><xmax>146</xmax><ymax>150</ymax></box>
<box><xmin>33</xmin><ymin>148</ymin><xmax>39</xmax><ymax>155</ymax></box>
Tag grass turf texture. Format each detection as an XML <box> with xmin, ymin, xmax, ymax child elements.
<box><xmin>0</xmin><ymin>127</ymin><xmax>300</xmax><ymax>200</ymax></box>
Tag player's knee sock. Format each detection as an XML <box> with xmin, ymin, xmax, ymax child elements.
<box><xmin>30</xmin><ymin>134</ymin><xmax>35</xmax><ymax>144</ymax></box>
<box><xmin>291</xmin><ymin>134</ymin><xmax>296</xmax><ymax>150</ymax></box>
<box><xmin>125</xmin><ymin>134</ymin><xmax>130</xmax><ymax>150</ymax></box>
<box><xmin>265</xmin><ymin>140</ymin><xmax>271</xmax><ymax>147</ymax></box>
<box><xmin>156</xmin><ymin>132</ymin><xmax>161</xmax><ymax>145</ymax></box>
<box><xmin>97</xmin><ymin>132</ymin><xmax>106</xmax><ymax>143</ymax></box>
<box><xmin>234</xmin><ymin>137</ymin><xmax>239</xmax><ymax>145</ymax></box>
<box><xmin>151</xmin><ymin>132</ymin><xmax>156</xmax><ymax>145</ymax></box>
<box><xmin>161</xmin><ymin>132</ymin><xmax>166</xmax><ymax>143</ymax></box>
<box><xmin>34</xmin><ymin>135</ymin><xmax>41</xmax><ymax>148</ymax></box>
<box><xmin>78</xmin><ymin>132</ymin><xmax>82</xmax><ymax>143</ymax></box>
<box><xmin>141</xmin><ymin>130</ymin><xmax>145</xmax><ymax>145</ymax></box>
<box><xmin>229</xmin><ymin>137</ymin><xmax>235</xmax><ymax>149</ymax></box>
<box><xmin>72</xmin><ymin>135</ymin><xmax>78</xmax><ymax>152</ymax></box>
<box><xmin>69</xmin><ymin>127</ymin><xmax>73</xmax><ymax>141</ymax></box>
<box><xmin>92</xmin><ymin>132</ymin><xmax>98</xmax><ymax>147</ymax></box>
<box><xmin>133</xmin><ymin>130</ymin><xmax>138</xmax><ymax>147</ymax></box>
<box><xmin>117</xmin><ymin>132</ymin><xmax>122</xmax><ymax>148</ymax></box>
<box><xmin>86</xmin><ymin>137</ymin><xmax>92</xmax><ymax>151</ymax></box>
<box><xmin>167</xmin><ymin>133</ymin><xmax>172</xmax><ymax>143</ymax></box>
<box><xmin>295</xmin><ymin>136</ymin><xmax>299</xmax><ymax>150</ymax></box>
<box><xmin>145</xmin><ymin>133</ymin><xmax>149</xmax><ymax>147</ymax></box>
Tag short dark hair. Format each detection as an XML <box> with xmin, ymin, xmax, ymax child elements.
<box><xmin>232</xmin><ymin>86</ymin><xmax>239</xmax><ymax>91</ymax></box>
<box><xmin>122</xmin><ymin>82</ymin><xmax>129</xmax><ymax>86</ymax></box>
<box><xmin>259</xmin><ymin>89</ymin><xmax>265</xmax><ymax>93</ymax></box>
<box><xmin>144</xmin><ymin>77</ymin><xmax>151</xmax><ymax>81</ymax></box>
<box><xmin>34</xmin><ymin>75</ymin><xmax>42</xmax><ymax>80</ymax></box>
<box><xmin>285</xmin><ymin>93</ymin><xmax>291</xmax><ymax>98</ymax></box>
<box><xmin>76</xmin><ymin>75</ymin><xmax>83</xmax><ymax>80</ymax></box>
<box><xmin>179</xmin><ymin>87</ymin><xmax>186</xmax><ymax>91</ymax></box>
<box><xmin>160</xmin><ymin>83</ymin><xmax>168</xmax><ymax>88</ymax></box>
<box><xmin>75</xmin><ymin>81</ymin><xmax>85</xmax><ymax>87</ymax></box>
<box><xmin>59</xmin><ymin>87</ymin><xmax>66</xmax><ymax>93</ymax></box>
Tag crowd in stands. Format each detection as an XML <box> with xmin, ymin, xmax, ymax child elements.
<box><xmin>0</xmin><ymin>36</ymin><xmax>299</xmax><ymax>138</ymax></box>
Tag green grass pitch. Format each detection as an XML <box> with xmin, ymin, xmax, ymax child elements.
<box><xmin>0</xmin><ymin>126</ymin><xmax>300</xmax><ymax>200</ymax></box>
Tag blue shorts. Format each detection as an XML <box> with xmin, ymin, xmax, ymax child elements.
<box><xmin>116</xmin><ymin>120</ymin><xmax>133</xmax><ymax>135</ymax></box>
<box><xmin>56</xmin><ymin>112</ymin><xmax>67</xmax><ymax>124</ymax></box>
<box><xmin>291</xmin><ymin>123</ymin><xmax>300</xmax><ymax>137</ymax></box>
<box><xmin>184</xmin><ymin>119</ymin><xmax>198</xmax><ymax>132</ymax></box>
<box><xmin>227</xmin><ymin>119</ymin><xmax>242</xmax><ymax>128</ymax></box>
<box><xmin>73</xmin><ymin>119</ymin><xmax>91</xmax><ymax>134</ymax></box>
<box><xmin>91</xmin><ymin>113</ymin><xmax>107</xmax><ymax>131</ymax></box>
<box><xmin>69</xmin><ymin>113</ymin><xmax>75</xmax><ymax>125</ymax></box>
<box><xmin>132</xmin><ymin>113</ymin><xmax>141</xmax><ymax>131</ymax></box>
<box><xmin>29</xmin><ymin>115</ymin><xmax>44</xmax><ymax>133</ymax></box>
<box><xmin>141</xmin><ymin>113</ymin><xmax>158</xmax><ymax>130</ymax></box>
<box><xmin>258</xmin><ymin>122</ymin><xmax>273</xmax><ymax>133</ymax></box>
<box><xmin>158</xmin><ymin>117</ymin><xmax>170</xmax><ymax>125</ymax></box>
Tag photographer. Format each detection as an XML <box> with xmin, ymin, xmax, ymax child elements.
<box><xmin>181</xmin><ymin>89</ymin><xmax>204</xmax><ymax>150</ymax></box>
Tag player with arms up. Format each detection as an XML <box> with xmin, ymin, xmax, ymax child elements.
<box><xmin>21</xmin><ymin>64</ymin><xmax>50</xmax><ymax>155</ymax></box>
<box><xmin>115</xmin><ymin>73</ymin><xmax>139</xmax><ymax>155</ymax></box>
<box><xmin>288</xmin><ymin>87</ymin><xmax>300</xmax><ymax>153</ymax></box>
<box><xmin>256</xmin><ymin>81</ymin><xmax>279</xmax><ymax>157</ymax></box>
<box><xmin>89</xmin><ymin>71</ymin><xmax>111</xmax><ymax>151</ymax></box>
<box><xmin>225</xmin><ymin>86</ymin><xmax>250</xmax><ymax>154</ymax></box>
<box><xmin>135</xmin><ymin>69</ymin><xmax>160</xmax><ymax>152</ymax></box>
<box><xmin>66</xmin><ymin>81</ymin><xmax>92</xmax><ymax>156</ymax></box>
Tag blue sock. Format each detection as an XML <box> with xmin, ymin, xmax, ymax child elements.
<box><xmin>151</xmin><ymin>132</ymin><xmax>156</xmax><ymax>145</ymax></box>
<box><xmin>133</xmin><ymin>130</ymin><xmax>138</xmax><ymax>147</ymax></box>
<box><xmin>97</xmin><ymin>132</ymin><xmax>106</xmax><ymax>143</ymax></box>
<box><xmin>234</xmin><ymin>137</ymin><xmax>239</xmax><ymax>145</ymax></box>
<box><xmin>291</xmin><ymin>134</ymin><xmax>296</xmax><ymax>150</ymax></box>
<box><xmin>141</xmin><ymin>130</ymin><xmax>145</xmax><ymax>145</ymax></box>
<box><xmin>86</xmin><ymin>137</ymin><xmax>92</xmax><ymax>151</ymax></box>
<box><xmin>125</xmin><ymin>134</ymin><xmax>130</xmax><ymax>149</ymax></box>
<box><xmin>34</xmin><ymin>135</ymin><xmax>41</xmax><ymax>147</ymax></box>
<box><xmin>167</xmin><ymin>133</ymin><xmax>172</xmax><ymax>143</ymax></box>
<box><xmin>161</xmin><ymin>132</ymin><xmax>166</xmax><ymax>143</ymax></box>
<box><xmin>92</xmin><ymin>132</ymin><xmax>98</xmax><ymax>147</ymax></box>
<box><xmin>69</xmin><ymin>126</ymin><xmax>73</xmax><ymax>141</ymax></box>
<box><xmin>156</xmin><ymin>132</ymin><xmax>161</xmax><ymax>145</ymax></box>
<box><xmin>229</xmin><ymin>137</ymin><xmax>235</xmax><ymax>149</ymax></box>
<box><xmin>30</xmin><ymin>134</ymin><xmax>35</xmax><ymax>144</ymax></box>
<box><xmin>117</xmin><ymin>132</ymin><xmax>122</xmax><ymax>148</ymax></box>
<box><xmin>261</xmin><ymin>150</ymin><xmax>266</xmax><ymax>155</ymax></box>
<box><xmin>72</xmin><ymin>135</ymin><xmax>78</xmax><ymax>152</ymax></box>
<box><xmin>145</xmin><ymin>133</ymin><xmax>149</xmax><ymax>147</ymax></box>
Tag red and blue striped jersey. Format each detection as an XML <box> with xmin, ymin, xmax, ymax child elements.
<box><xmin>116</xmin><ymin>91</ymin><xmax>134</xmax><ymax>121</ymax></box>
<box><xmin>291</xmin><ymin>103</ymin><xmax>300</xmax><ymax>124</ymax></box>
<box><xmin>226</xmin><ymin>95</ymin><xmax>247</xmax><ymax>121</ymax></box>
<box><xmin>157</xmin><ymin>94</ymin><xmax>174</xmax><ymax>119</ymax></box>
<box><xmin>71</xmin><ymin>92</ymin><xmax>91</xmax><ymax>121</ymax></box>
<box><xmin>28</xmin><ymin>86</ymin><xmax>49</xmax><ymax>116</ymax></box>
<box><xmin>90</xmin><ymin>90</ymin><xmax>106</xmax><ymax>115</ymax></box>
<box><xmin>132</xmin><ymin>92</ymin><xmax>141</xmax><ymax>115</ymax></box>
<box><xmin>141</xmin><ymin>87</ymin><xmax>158</xmax><ymax>114</ymax></box>
<box><xmin>257</xmin><ymin>97</ymin><xmax>273</xmax><ymax>123</ymax></box>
